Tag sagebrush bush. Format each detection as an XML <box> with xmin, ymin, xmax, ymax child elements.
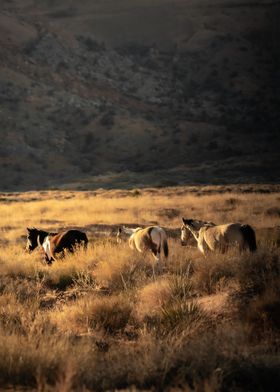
<box><xmin>93</xmin><ymin>243</ymin><xmax>149</xmax><ymax>291</ymax></box>
<box><xmin>234</xmin><ymin>250</ymin><xmax>280</xmax><ymax>341</ymax></box>
<box><xmin>237</xmin><ymin>250</ymin><xmax>280</xmax><ymax>298</ymax></box>
<box><xmin>51</xmin><ymin>294</ymin><xmax>134</xmax><ymax>335</ymax></box>
<box><xmin>160</xmin><ymin>300</ymin><xmax>203</xmax><ymax>335</ymax></box>
<box><xmin>84</xmin><ymin>295</ymin><xmax>134</xmax><ymax>333</ymax></box>
<box><xmin>136</xmin><ymin>278</ymin><xmax>172</xmax><ymax>319</ymax></box>
<box><xmin>191</xmin><ymin>252</ymin><xmax>238</xmax><ymax>295</ymax></box>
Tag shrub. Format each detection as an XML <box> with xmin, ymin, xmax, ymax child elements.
<box><xmin>46</xmin><ymin>273</ymin><xmax>75</xmax><ymax>290</ymax></box>
<box><xmin>99</xmin><ymin>111</ymin><xmax>115</xmax><ymax>128</ymax></box>
<box><xmin>136</xmin><ymin>278</ymin><xmax>172</xmax><ymax>319</ymax></box>
<box><xmin>225</xmin><ymin>197</ymin><xmax>240</xmax><ymax>207</ymax></box>
<box><xmin>130</xmin><ymin>189</ymin><xmax>141</xmax><ymax>197</ymax></box>
<box><xmin>266</xmin><ymin>206</ymin><xmax>280</xmax><ymax>217</ymax></box>
<box><xmin>191</xmin><ymin>253</ymin><xmax>237</xmax><ymax>295</ymax></box>
<box><xmin>93</xmin><ymin>245</ymin><xmax>148</xmax><ymax>291</ymax></box>
<box><xmin>157</xmin><ymin>208</ymin><xmax>180</xmax><ymax>219</ymax></box>
<box><xmin>236</xmin><ymin>251</ymin><xmax>280</xmax><ymax>298</ymax></box>
<box><xmin>160</xmin><ymin>300</ymin><xmax>202</xmax><ymax>335</ymax></box>
<box><xmin>235</xmin><ymin>250</ymin><xmax>280</xmax><ymax>339</ymax></box>
<box><xmin>85</xmin><ymin>295</ymin><xmax>133</xmax><ymax>333</ymax></box>
<box><xmin>52</xmin><ymin>294</ymin><xmax>133</xmax><ymax>335</ymax></box>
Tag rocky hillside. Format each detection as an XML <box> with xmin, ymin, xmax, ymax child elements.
<box><xmin>0</xmin><ymin>0</ymin><xmax>279</xmax><ymax>190</ymax></box>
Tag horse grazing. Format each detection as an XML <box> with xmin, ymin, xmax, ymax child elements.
<box><xmin>181</xmin><ymin>218</ymin><xmax>257</xmax><ymax>255</ymax></box>
<box><xmin>26</xmin><ymin>227</ymin><xmax>88</xmax><ymax>264</ymax></box>
<box><xmin>117</xmin><ymin>226</ymin><xmax>169</xmax><ymax>273</ymax></box>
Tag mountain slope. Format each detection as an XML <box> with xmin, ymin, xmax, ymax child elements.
<box><xmin>0</xmin><ymin>0</ymin><xmax>279</xmax><ymax>190</ymax></box>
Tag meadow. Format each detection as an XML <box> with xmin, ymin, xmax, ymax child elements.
<box><xmin>0</xmin><ymin>185</ymin><xmax>279</xmax><ymax>391</ymax></box>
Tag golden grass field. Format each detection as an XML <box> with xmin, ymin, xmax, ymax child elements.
<box><xmin>0</xmin><ymin>185</ymin><xmax>280</xmax><ymax>391</ymax></box>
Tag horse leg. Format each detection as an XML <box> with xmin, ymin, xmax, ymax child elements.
<box><xmin>221</xmin><ymin>243</ymin><xmax>228</xmax><ymax>254</ymax></box>
<box><xmin>238</xmin><ymin>240</ymin><xmax>245</xmax><ymax>253</ymax></box>
<box><xmin>151</xmin><ymin>250</ymin><xmax>162</xmax><ymax>277</ymax></box>
<box><xmin>198</xmin><ymin>240</ymin><xmax>205</xmax><ymax>256</ymax></box>
<box><xmin>155</xmin><ymin>253</ymin><xmax>162</xmax><ymax>274</ymax></box>
<box><xmin>49</xmin><ymin>249</ymin><xmax>57</xmax><ymax>263</ymax></box>
<box><xmin>45</xmin><ymin>254</ymin><xmax>52</xmax><ymax>265</ymax></box>
<box><xmin>151</xmin><ymin>263</ymin><xmax>156</xmax><ymax>280</ymax></box>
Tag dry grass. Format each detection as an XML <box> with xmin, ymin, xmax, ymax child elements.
<box><xmin>0</xmin><ymin>185</ymin><xmax>280</xmax><ymax>391</ymax></box>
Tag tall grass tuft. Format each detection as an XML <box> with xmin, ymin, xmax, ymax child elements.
<box><xmin>191</xmin><ymin>252</ymin><xmax>238</xmax><ymax>295</ymax></box>
<box><xmin>93</xmin><ymin>243</ymin><xmax>149</xmax><ymax>291</ymax></box>
<box><xmin>51</xmin><ymin>294</ymin><xmax>134</xmax><ymax>335</ymax></box>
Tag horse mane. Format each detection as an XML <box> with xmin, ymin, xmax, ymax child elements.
<box><xmin>185</xmin><ymin>219</ymin><xmax>216</xmax><ymax>228</ymax></box>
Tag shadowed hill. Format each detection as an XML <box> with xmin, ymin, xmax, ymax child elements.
<box><xmin>0</xmin><ymin>0</ymin><xmax>279</xmax><ymax>190</ymax></box>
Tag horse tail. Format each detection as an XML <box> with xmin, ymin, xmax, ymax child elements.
<box><xmin>240</xmin><ymin>225</ymin><xmax>257</xmax><ymax>252</ymax></box>
<box><xmin>160</xmin><ymin>231</ymin><xmax>169</xmax><ymax>258</ymax></box>
<box><xmin>163</xmin><ymin>238</ymin><xmax>169</xmax><ymax>257</ymax></box>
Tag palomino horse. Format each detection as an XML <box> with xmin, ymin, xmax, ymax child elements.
<box><xmin>26</xmin><ymin>227</ymin><xmax>88</xmax><ymax>264</ymax></box>
<box><xmin>181</xmin><ymin>218</ymin><xmax>257</xmax><ymax>255</ymax></box>
<box><xmin>117</xmin><ymin>226</ymin><xmax>169</xmax><ymax>273</ymax></box>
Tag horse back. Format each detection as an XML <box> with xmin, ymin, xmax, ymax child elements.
<box><xmin>146</xmin><ymin>226</ymin><xmax>167</xmax><ymax>255</ymax></box>
<box><xmin>202</xmin><ymin>224</ymin><xmax>241</xmax><ymax>250</ymax></box>
<box><xmin>51</xmin><ymin>230</ymin><xmax>88</xmax><ymax>253</ymax></box>
<box><xmin>133</xmin><ymin>227</ymin><xmax>158</xmax><ymax>255</ymax></box>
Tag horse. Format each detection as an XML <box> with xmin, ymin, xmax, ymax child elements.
<box><xmin>181</xmin><ymin>218</ymin><xmax>257</xmax><ymax>255</ymax></box>
<box><xmin>117</xmin><ymin>225</ymin><xmax>169</xmax><ymax>274</ymax></box>
<box><xmin>180</xmin><ymin>218</ymin><xmax>215</xmax><ymax>247</ymax></box>
<box><xmin>26</xmin><ymin>227</ymin><xmax>88</xmax><ymax>264</ymax></box>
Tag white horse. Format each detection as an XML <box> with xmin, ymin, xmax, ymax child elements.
<box><xmin>117</xmin><ymin>226</ymin><xmax>169</xmax><ymax>274</ymax></box>
<box><xmin>181</xmin><ymin>218</ymin><xmax>257</xmax><ymax>255</ymax></box>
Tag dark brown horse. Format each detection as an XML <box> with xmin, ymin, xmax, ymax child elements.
<box><xmin>26</xmin><ymin>227</ymin><xmax>88</xmax><ymax>264</ymax></box>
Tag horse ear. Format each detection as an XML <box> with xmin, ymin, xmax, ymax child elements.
<box><xmin>27</xmin><ymin>227</ymin><xmax>31</xmax><ymax>232</ymax></box>
<box><xmin>182</xmin><ymin>218</ymin><xmax>186</xmax><ymax>224</ymax></box>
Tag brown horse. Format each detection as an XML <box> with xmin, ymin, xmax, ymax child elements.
<box><xmin>181</xmin><ymin>218</ymin><xmax>257</xmax><ymax>255</ymax></box>
<box><xmin>26</xmin><ymin>227</ymin><xmax>88</xmax><ymax>264</ymax></box>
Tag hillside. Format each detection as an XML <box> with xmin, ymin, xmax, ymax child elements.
<box><xmin>0</xmin><ymin>187</ymin><xmax>280</xmax><ymax>391</ymax></box>
<box><xmin>0</xmin><ymin>0</ymin><xmax>280</xmax><ymax>190</ymax></box>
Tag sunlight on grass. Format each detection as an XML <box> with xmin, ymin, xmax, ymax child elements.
<box><xmin>0</xmin><ymin>186</ymin><xmax>279</xmax><ymax>391</ymax></box>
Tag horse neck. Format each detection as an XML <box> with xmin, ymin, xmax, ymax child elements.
<box><xmin>128</xmin><ymin>235</ymin><xmax>136</xmax><ymax>249</ymax></box>
<box><xmin>186</xmin><ymin>226</ymin><xmax>200</xmax><ymax>242</ymax></box>
<box><xmin>124</xmin><ymin>227</ymin><xmax>141</xmax><ymax>235</ymax></box>
<box><xmin>196</xmin><ymin>220</ymin><xmax>215</xmax><ymax>229</ymax></box>
<box><xmin>37</xmin><ymin>231</ymin><xmax>49</xmax><ymax>246</ymax></box>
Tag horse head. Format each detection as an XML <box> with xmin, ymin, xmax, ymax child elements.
<box><xmin>26</xmin><ymin>227</ymin><xmax>39</xmax><ymax>252</ymax></box>
<box><xmin>116</xmin><ymin>226</ymin><xmax>143</xmax><ymax>243</ymax></box>
<box><xmin>181</xmin><ymin>218</ymin><xmax>216</xmax><ymax>246</ymax></box>
<box><xmin>180</xmin><ymin>218</ymin><xmax>194</xmax><ymax>245</ymax></box>
<box><xmin>116</xmin><ymin>226</ymin><xmax>129</xmax><ymax>243</ymax></box>
<box><xmin>26</xmin><ymin>227</ymin><xmax>49</xmax><ymax>252</ymax></box>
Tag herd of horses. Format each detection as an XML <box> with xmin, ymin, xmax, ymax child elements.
<box><xmin>26</xmin><ymin>218</ymin><xmax>257</xmax><ymax>271</ymax></box>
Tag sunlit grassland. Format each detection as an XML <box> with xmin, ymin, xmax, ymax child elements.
<box><xmin>0</xmin><ymin>185</ymin><xmax>279</xmax><ymax>391</ymax></box>
<box><xmin>0</xmin><ymin>186</ymin><xmax>279</xmax><ymax>233</ymax></box>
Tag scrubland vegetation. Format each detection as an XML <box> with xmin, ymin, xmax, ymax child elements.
<box><xmin>0</xmin><ymin>185</ymin><xmax>280</xmax><ymax>391</ymax></box>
